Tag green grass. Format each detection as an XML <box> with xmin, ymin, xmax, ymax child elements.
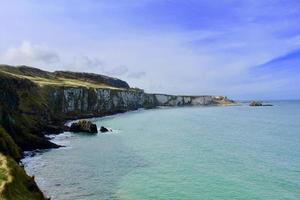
<box><xmin>0</xmin><ymin>69</ymin><xmax>122</xmax><ymax>89</ymax></box>
<box><xmin>0</xmin><ymin>154</ymin><xmax>46</xmax><ymax>200</ymax></box>
<box><xmin>0</xmin><ymin>162</ymin><xmax>9</xmax><ymax>188</ymax></box>
<box><xmin>0</xmin><ymin>154</ymin><xmax>11</xmax><ymax>192</ymax></box>
<box><xmin>0</xmin><ymin>127</ymin><xmax>21</xmax><ymax>161</ymax></box>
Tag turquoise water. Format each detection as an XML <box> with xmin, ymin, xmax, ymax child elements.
<box><xmin>23</xmin><ymin>101</ymin><xmax>300</xmax><ymax>200</ymax></box>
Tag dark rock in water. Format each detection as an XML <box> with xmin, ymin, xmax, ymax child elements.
<box><xmin>100</xmin><ymin>126</ymin><xmax>109</xmax><ymax>133</ymax></box>
<box><xmin>249</xmin><ymin>101</ymin><xmax>263</xmax><ymax>106</ymax></box>
<box><xmin>249</xmin><ymin>101</ymin><xmax>273</xmax><ymax>107</ymax></box>
<box><xmin>70</xmin><ymin>120</ymin><xmax>98</xmax><ymax>134</ymax></box>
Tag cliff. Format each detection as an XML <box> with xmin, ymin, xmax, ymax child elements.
<box><xmin>0</xmin><ymin>65</ymin><xmax>234</xmax><ymax>199</ymax></box>
<box><xmin>0</xmin><ymin>64</ymin><xmax>234</xmax><ymax>153</ymax></box>
<box><xmin>48</xmin><ymin>88</ymin><xmax>232</xmax><ymax>120</ymax></box>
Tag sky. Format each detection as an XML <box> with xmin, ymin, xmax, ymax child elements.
<box><xmin>0</xmin><ymin>0</ymin><xmax>300</xmax><ymax>100</ymax></box>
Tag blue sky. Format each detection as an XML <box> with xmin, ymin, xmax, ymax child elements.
<box><xmin>0</xmin><ymin>0</ymin><xmax>300</xmax><ymax>99</ymax></box>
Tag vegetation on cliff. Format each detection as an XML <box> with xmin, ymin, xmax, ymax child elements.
<box><xmin>0</xmin><ymin>127</ymin><xmax>21</xmax><ymax>161</ymax></box>
<box><xmin>0</xmin><ymin>67</ymin><xmax>61</xmax><ymax>199</ymax></box>
<box><xmin>0</xmin><ymin>153</ymin><xmax>46</xmax><ymax>200</ymax></box>
<box><xmin>0</xmin><ymin>69</ymin><xmax>59</xmax><ymax>152</ymax></box>
<box><xmin>0</xmin><ymin>65</ymin><xmax>130</xmax><ymax>89</ymax></box>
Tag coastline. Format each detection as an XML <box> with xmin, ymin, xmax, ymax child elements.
<box><xmin>0</xmin><ymin>65</ymin><xmax>235</xmax><ymax>199</ymax></box>
<box><xmin>20</xmin><ymin>104</ymin><xmax>237</xmax><ymax>199</ymax></box>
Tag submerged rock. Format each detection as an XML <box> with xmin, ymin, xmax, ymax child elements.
<box><xmin>100</xmin><ymin>126</ymin><xmax>109</xmax><ymax>133</ymax></box>
<box><xmin>69</xmin><ymin>120</ymin><xmax>98</xmax><ymax>134</ymax></box>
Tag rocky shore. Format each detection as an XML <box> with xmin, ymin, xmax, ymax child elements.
<box><xmin>0</xmin><ymin>65</ymin><xmax>235</xmax><ymax>199</ymax></box>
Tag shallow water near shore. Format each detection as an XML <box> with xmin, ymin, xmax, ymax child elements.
<box><xmin>23</xmin><ymin>101</ymin><xmax>300</xmax><ymax>200</ymax></box>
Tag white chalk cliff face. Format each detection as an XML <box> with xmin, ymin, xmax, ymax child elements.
<box><xmin>154</xmin><ymin>94</ymin><xmax>218</xmax><ymax>106</ymax></box>
<box><xmin>0</xmin><ymin>65</ymin><xmax>234</xmax><ymax>120</ymax></box>
<box><xmin>48</xmin><ymin>87</ymin><xmax>232</xmax><ymax>117</ymax></box>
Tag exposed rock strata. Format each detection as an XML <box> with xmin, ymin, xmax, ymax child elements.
<box><xmin>47</xmin><ymin>87</ymin><xmax>233</xmax><ymax>119</ymax></box>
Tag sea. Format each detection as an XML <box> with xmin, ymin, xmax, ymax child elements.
<box><xmin>22</xmin><ymin>101</ymin><xmax>300</xmax><ymax>200</ymax></box>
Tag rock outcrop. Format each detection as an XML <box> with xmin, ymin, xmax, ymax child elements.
<box><xmin>100</xmin><ymin>126</ymin><xmax>109</xmax><ymax>133</ymax></box>
<box><xmin>249</xmin><ymin>101</ymin><xmax>263</xmax><ymax>106</ymax></box>
<box><xmin>249</xmin><ymin>101</ymin><xmax>273</xmax><ymax>106</ymax></box>
<box><xmin>70</xmin><ymin>120</ymin><xmax>98</xmax><ymax>134</ymax></box>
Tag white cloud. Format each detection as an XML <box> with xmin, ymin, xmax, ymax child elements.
<box><xmin>1</xmin><ymin>1</ymin><xmax>300</xmax><ymax>99</ymax></box>
<box><xmin>66</xmin><ymin>56</ymin><xmax>129</xmax><ymax>77</ymax></box>
<box><xmin>1</xmin><ymin>41</ymin><xmax>60</xmax><ymax>66</ymax></box>
<box><xmin>128</xmin><ymin>71</ymin><xmax>146</xmax><ymax>79</ymax></box>
<box><xmin>66</xmin><ymin>56</ymin><xmax>105</xmax><ymax>72</ymax></box>
<box><xmin>105</xmin><ymin>65</ymin><xmax>128</xmax><ymax>76</ymax></box>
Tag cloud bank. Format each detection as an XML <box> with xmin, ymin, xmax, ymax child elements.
<box><xmin>0</xmin><ymin>0</ymin><xmax>300</xmax><ymax>99</ymax></box>
<box><xmin>1</xmin><ymin>41</ymin><xmax>60</xmax><ymax>66</ymax></box>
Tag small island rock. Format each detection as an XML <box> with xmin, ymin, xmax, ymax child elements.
<box><xmin>249</xmin><ymin>101</ymin><xmax>263</xmax><ymax>106</ymax></box>
<box><xmin>249</xmin><ymin>101</ymin><xmax>273</xmax><ymax>107</ymax></box>
<box><xmin>70</xmin><ymin>120</ymin><xmax>98</xmax><ymax>134</ymax></box>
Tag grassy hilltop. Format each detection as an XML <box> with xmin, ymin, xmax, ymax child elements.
<box><xmin>0</xmin><ymin>64</ymin><xmax>130</xmax><ymax>89</ymax></box>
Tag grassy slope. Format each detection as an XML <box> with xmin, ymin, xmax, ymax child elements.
<box><xmin>0</xmin><ymin>70</ymin><xmax>49</xmax><ymax>199</ymax></box>
<box><xmin>0</xmin><ymin>70</ymin><xmax>59</xmax><ymax>151</ymax></box>
<box><xmin>0</xmin><ymin>66</ymin><xmax>123</xmax><ymax>90</ymax></box>
<box><xmin>0</xmin><ymin>126</ymin><xmax>21</xmax><ymax>161</ymax></box>
<box><xmin>0</xmin><ymin>153</ymin><xmax>46</xmax><ymax>200</ymax></box>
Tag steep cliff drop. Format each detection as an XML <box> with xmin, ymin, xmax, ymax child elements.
<box><xmin>0</xmin><ymin>65</ymin><xmax>234</xmax><ymax>199</ymax></box>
